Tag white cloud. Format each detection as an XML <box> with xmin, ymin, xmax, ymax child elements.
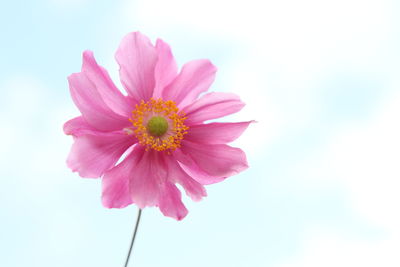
<box><xmin>277</xmin><ymin>226</ymin><xmax>400</xmax><ymax>267</ymax></box>
<box><xmin>322</xmin><ymin>89</ymin><xmax>400</xmax><ymax>230</ymax></box>
<box><xmin>0</xmin><ymin>76</ymin><xmax>46</xmax><ymax>163</ymax></box>
<box><xmin>276</xmin><ymin>87</ymin><xmax>400</xmax><ymax>266</ymax></box>
<box><xmin>0</xmin><ymin>75</ymin><xmax>77</xmax><ymax>185</ymax></box>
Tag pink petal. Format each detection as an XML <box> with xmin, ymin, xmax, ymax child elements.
<box><xmin>64</xmin><ymin>116</ymin><xmax>100</xmax><ymax>136</ymax></box>
<box><xmin>180</xmin><ymin>140</ymin><xmax>248</xmax><ymax>178</ymax></box>
<box><xmin>109</xmin><ymin>149</ymin><xmax>189</xmax><ymax>220</ymax></box>
<box><xmin>185</xmin><ymin>121</ymin><xmax>254</xmax><ymax>144</ymax></box>
<box><xmin>115</xmin><ymin>32</ymin><xmax>158</xmax><ymax>102</ymax></box>
<box><xmin>101</xmin><ymin>146</ymin><xmax>144</xmax><ymax>208</ymax></box>
<box><xmin>129</xmin><ymin>150</ymin><xmax>165</xmax><ymax>208</ymax></box>
<box><xmin>172</xmin><ymin>149</ymin><xmax>226</xmax><ymax>185</ymax></box>
<box><xmin>67</xmin><ymin>131</ymin><xmax>135</xmax><ymax>178</ymax></box>
<box><xmin>152</xmin><ymin>39</ymin><xmax>178</xmax><ymax>99</ymax></box>
<box><xmin>183</xmin><ymin>92</ymin><xmax>245</xmax><ymax>125</ymax></box>
<box><xmin>162</xmin><ymin>59</ymin><xmax>217</xmax><ymax>107</ymax></box>
<box><xmin>158</xmin><ymin>182</ymin><xmax>188</xmax><ymax>220</ymax></box>
<box><xmin>68</xmin><ymin>72</ymin><xmax>130</xmax><ymax>132</ymax></box>
<box><xmin>165</xmin><ymin>155</ymin><xmax>207</xmax><ymax>201</ymax></box>
<box><xmin>82</xmin><ymin>51</ymin><xmax>133</xmax><ymax>117</ymax></box>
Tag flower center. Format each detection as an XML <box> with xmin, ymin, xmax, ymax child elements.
<box><xmin>129</xmin><ymin>98</ymin><xmax>189</xmax><ymax>152</ymax></box>
<box><xmin>146</xmin><ymin>116</ymin><xmax>168</xmax><ymax>137</ymax></box>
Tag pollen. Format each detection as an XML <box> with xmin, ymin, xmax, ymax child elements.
<box><xmin>129</xmin><ymin>98</ymin><xmax>189</xmax><ymax>152</ymax></box>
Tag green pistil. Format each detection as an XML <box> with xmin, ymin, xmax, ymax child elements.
<box><xmin>147</xmin><ymin>116</ymin><xmax>169</xmax><ymax>137</ymax></box>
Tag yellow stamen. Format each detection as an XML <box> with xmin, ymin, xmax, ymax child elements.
<box><xmin>129</xmin><ymin>98</ymin><xmax>189</xmax><ymax>152</ymax></box>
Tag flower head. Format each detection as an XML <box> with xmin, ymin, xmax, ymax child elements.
<box><xmin>64</xmin><ymin>32</ymin><xmax>252</xmax><ymax>220</ymax></box>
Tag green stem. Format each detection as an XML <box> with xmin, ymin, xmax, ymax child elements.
<box><xmin>124</xmin><ymin>209</ymin><xmax>142</xmax><ymax>267</ymax></box>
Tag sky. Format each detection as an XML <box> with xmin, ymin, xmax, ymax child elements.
<box><xmin>1</xmin><ymin>0</ymin><xmax>400</xmax><ymax>266</ymax></box>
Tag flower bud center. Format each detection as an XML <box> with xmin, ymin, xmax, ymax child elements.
<box><xmin>147</xmin><ymin>116</ymin><xmax>168</xmax><ymax>137</ymax></box>
<box><xmin>130</xmin><ymin>98</ymin><xmax>188</xmax><ymax>151</ymax></box>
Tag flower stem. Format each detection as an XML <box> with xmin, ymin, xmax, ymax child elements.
<box><xmin>124</xmin><ymin>209</ymin><xmax>142</xmax><ymax>267</ymax></box>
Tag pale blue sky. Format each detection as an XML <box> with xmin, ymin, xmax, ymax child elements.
<box><xmin>1</xmin><ymin>1</ymin><xmax>400</xmax><ymax>266</ymax></box>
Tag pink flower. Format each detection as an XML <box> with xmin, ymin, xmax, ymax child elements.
<box><xmin>64</xmin><ymin>32</ymin><xmax>251</xmax><ymax>220</ymax></box>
